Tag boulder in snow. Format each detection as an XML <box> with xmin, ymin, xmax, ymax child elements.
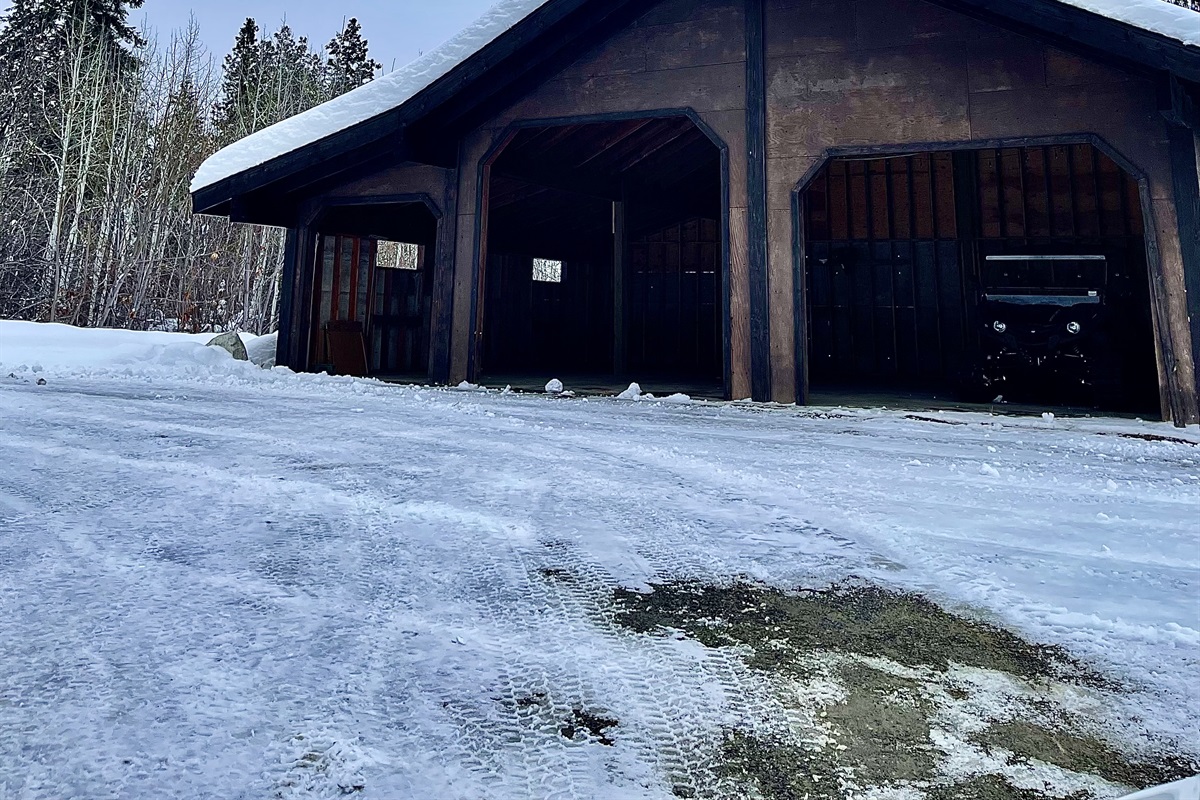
<box><xmin>206</xmin><ymin>331</ymin><xmax>248</xmax><ymax>362</ymax></box>
<box><xmin>545</xmin><ymin>378</ymin><xmax>564</xmax><ymax>394</ymax></box>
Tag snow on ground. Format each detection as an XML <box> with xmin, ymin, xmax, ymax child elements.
<box><xmin>0</xmin><ymin>321</ymin><xmax>1197</xmax><ymax>799</ymax></box>
<box><xmin>0</xmin><ymin>321</ymin><xmax>277</xmax><ymax>374</ymax></box>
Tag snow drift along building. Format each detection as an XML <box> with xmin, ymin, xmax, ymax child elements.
<box><xmin>192</xmin><ymin>0</ymin><xmax>1200</xmax><ymax>425</ymax></box>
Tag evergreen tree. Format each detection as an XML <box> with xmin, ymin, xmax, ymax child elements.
<box><xmin>0</xmin><ymin>0</ymin><xmax>145</xmax><ymax>157</ymax></box>
<box><xmin>262</xmin><ymin>23</ymin><xmax>325</xmax><ymax>116</ymax></box>
<box><xmin>214</xmin><ymin>20</ymin><xmax>326</xmax><ymax>142</ymax></box>
<box><xmin>325</xmin><ymin>17</ymin><xmax>380</xmax><ymax>98</ymax></box>
<box><xmin>214</xmin><ymin>18</ymin><xmax>261</xmax><ymax>139</ymax></box>
<box><xmin>0</xmin><ymin>0</ymin><xmax>145</xmax><ymax>78</ymax></box>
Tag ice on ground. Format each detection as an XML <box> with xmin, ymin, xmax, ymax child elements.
<box><xmin>0</xmin><ymin>320</ymin><xmax>1197</xmax><ymax>799</ymax></box>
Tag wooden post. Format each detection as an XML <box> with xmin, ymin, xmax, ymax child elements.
<box><xmin>288</xmin><ymin>226</ymin><xmax>319</xmax><ymax>372</ymax></box>
<box><xmin>792</xmin><ymin>189</ymin><xmax>809</xmax><ymax>405</ymax></box>
<box><xmin>1168</xmin><ymin>121</ymin><xmax>1200</xmax><ymax>420</ymax></box>
<box><xmin>745</xmin><ymin>0</ymin><xmax>772</xmax><ymax>402</ymax></box>
<box><xmin>277</xmin><ymin>227</ymin><xmax>300</xmax><ymax>369</ymax></box>
<box><xmin>952</xmin><ymin>149</ymin><xmax>982</xmax><ymax>360</ymax></box>
<box><xmin>469</xmin><ymin>161</ymin><xmax>495</xmax><ymax>381</ymax></box>
<box><xmin>429</xmin><ymin>171</ymin><xmax>459</xmax><ymax>385</ymax></box>
<box><xmin>613</xmin><ymin>199</ymin><xmax>626</xmax><ymax>375</ymax></box>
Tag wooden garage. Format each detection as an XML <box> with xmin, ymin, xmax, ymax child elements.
<box><xmin>191</xmin><ymin>0</ymin><xmax>1200</xmax><ymax>424</ymax></box>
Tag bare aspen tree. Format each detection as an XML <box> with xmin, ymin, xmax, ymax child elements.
<box><xmin>0</xmin><ymin>9</ymin><xmax>382</xmax><ymax>333</ymax></box>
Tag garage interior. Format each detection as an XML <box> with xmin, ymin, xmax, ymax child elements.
<box><xmin>476</xmin><ymin>115</ymin><xmax>726</xmax><ymax>398</ymax></box>
<box><xmin>801</xmin><ymin>144</ymin><xmax>1161</xmax><ymax>415</ymax></box>
<box><xmin>308</xmin><ymin>202</ymin><xmax>438</xmax><ymax>380</ymax></box>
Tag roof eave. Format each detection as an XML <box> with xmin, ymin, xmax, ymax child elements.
<box><xmin>193</xmin><ymin>0</ymin><xmax>1200</xmax><ymax>221</ymax></box>
<box><xmin>191</xmin><ymin>0</ymin><xmax>600</xmax><ymax>218</ymax></box>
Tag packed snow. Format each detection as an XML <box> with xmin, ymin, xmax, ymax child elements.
<box><xmin>191</xmin><ymin>0</ymin><xmax>1200</xmax><ymax>194</ymax></box>
<box><xmin>1</xmin><ymin>320</ymin><xmax>1198</xmax><ymax>799</ymax></box>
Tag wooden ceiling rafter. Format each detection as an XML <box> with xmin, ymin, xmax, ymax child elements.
<box><xmin>608</xmin><ymin>119</ymin><xmax>700</xmax><ymax>174</ymax></box>
<box><xmin>569</xmin><ymin>119</ymin><xmax>660</xmax><ymax>169</ymax></box>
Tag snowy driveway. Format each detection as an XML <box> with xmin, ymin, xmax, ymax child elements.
<box><xmin>0</xmin><ymin>357</ymin><xmax>1197</xmax><ymax>798</ymax></box>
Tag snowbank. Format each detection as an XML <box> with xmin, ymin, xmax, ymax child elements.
<box><xmin>191</xmin><ymin>0</ymin><xmax>1200</xmax><ymax>194</ymax></box>
<box><xmin>0</xmin><ymin>320</ymin><xmax>277</xmax><ymax>381</ymax></box>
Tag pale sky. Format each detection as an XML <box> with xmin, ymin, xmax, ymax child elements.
<box><xmin>0</xmin><ymin>1</ymin><xmax>499</xmax><ymax>71</ymax></box>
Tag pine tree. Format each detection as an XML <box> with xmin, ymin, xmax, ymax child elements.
<box><xmin>214</xmin><ymin>20</ymin><xmax>327</xmax><ymax>142</ymax></box>
<box><xmin>0</xmin><ymin>0</ymin><xmax>145</xmax><ymax>78</ymax></box>
<box><xmin>325</xmin><ymin>18</ymin><xmax>380</xmax><ymax>98</ymax></box>
<box><xmin>262</xmin><ymin>24</ymin><xmax>325</xmax><ymax>117</ymax></box>
<box><xmin>0</xmin><ymin>0</ymin><xmax>145</xmax><ymax>157</ymax></box>
<box><xmin>214</xmin><ymin>18</ymin><xmax>261</xmax><ymax>140</ymax></box>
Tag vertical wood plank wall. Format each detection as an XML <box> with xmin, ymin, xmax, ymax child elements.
<box><xmin>764</xmin><ymin>0</ymin><xmax>1197</xmax><ymax>420</ymax></box>
<box><xmin>629</xmin><ymin>218</ymin><xmax>723</xmax><ymax>378</ymax></box>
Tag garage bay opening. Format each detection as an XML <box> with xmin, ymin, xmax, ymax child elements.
<box><xmin>476</xmin><ymin>115</ymin><xmax>726</xmax><ymax>398</ymax></box>
<box><xmin>801</xmin><ymin>144</ymin><xmax>1160</xmax><ymax>415</ymax></box>
<box><xmin>308</xmin><ymin>201</ymin><xmax>439</xmax><ymax>380</ymax></box>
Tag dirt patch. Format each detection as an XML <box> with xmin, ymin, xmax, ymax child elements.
<box><xmin>977</xmin><ymin>721</ymin><xmax>1197</xmax><ymax>789</ymax></box>
<box><xmin>613</xmin><ymin>582</ymin><xmax>1091</xmax><ymax>684</ymax></box>
<box><xmin>538</xmin><ymin>567</ymin><xmax>573</xmax><ymax>582</ymax></box>
<box><xmin>826</xmin><ymin>662</ymin><xmax>937</xmax><ymax>785</ymax></box>
<box><xmin>925</xmin><ymin>775</ymin><xmax>1090</xmax><ymax>800</ymax></box>
<box><xmin>613</xmin><ymin>581</ymin><xmax>1196</xmax><ymax>798</ymax></box>
<box><xmin>1115</xmin><ymin>432</ymin><xmax>1196</xmax><ymax>446</ymax></box>
<box><xmin>905</xmin><ymin>414</ymin><xmax>968</xmax><ymax>426</ymax></box>
<box><xmin>559</xmin><ymin>707</ymin><xmax>618</xmax><ymax>746</ymax></box>
<box><xmin>718</xmin><ymin>730</ymin><xmax>842</xmax><ymax>800</ymax></box>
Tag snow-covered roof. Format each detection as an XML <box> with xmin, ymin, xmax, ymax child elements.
<box><xmin>191</xmin><ymin>0</ymin><xmax>1200</xmax><ymax>195</ymax></box>
<box><xmin>190</xmin><ymin>0</ymin><xmax>552</xmax><ymax>193</ymax></box>
<box><xmin>1060</xmin><ymin>0</ymin><xmax>1200</xmax><ymax>47</ymax></box>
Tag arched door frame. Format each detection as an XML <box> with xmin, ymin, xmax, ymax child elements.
<box><xmin>789</xmin><ymin>133</ymin><xmax>1178</xmax><ymax>420</ymax></box>
<box><xmin>467</xmin><ymin>108</ymin><xmax>734</xmax><ymax>397</ymax></box>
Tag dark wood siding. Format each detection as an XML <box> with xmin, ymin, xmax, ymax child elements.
<box><xmin>767</xmin><ymin>0</ymin><xmax>1196</xmax><ymax>419</ymax></box>
<box><xmin>482</xmin><ymin>254</ymin><xmax>613</xmax><ymax>375</ymax></box>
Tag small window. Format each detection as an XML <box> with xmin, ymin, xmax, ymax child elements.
<box><xmin>532</xmin><ymin>258</ymin><xmax>563</xmax><ymax>283</ymax></box>
<box><xmin>376</xmin><ymin>240</ymin><xmax>421</xmax><ymax>270</ymax></box>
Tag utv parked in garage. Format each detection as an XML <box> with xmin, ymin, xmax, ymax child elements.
<box><xmin>962</xmin><ymin>255</ymin><xmax>1119</xmax><ymax>406</ymax></box>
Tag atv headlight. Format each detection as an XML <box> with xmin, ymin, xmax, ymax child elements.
<box><xmin>1066</xmin><ymin>321</ymin><xmax>1081</xmax><ymax>335</ymax></box>
<box><xmin>993</xmin><ymin>321</ymin><xmax>1007</xmax><ymax>334</ymax></box>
